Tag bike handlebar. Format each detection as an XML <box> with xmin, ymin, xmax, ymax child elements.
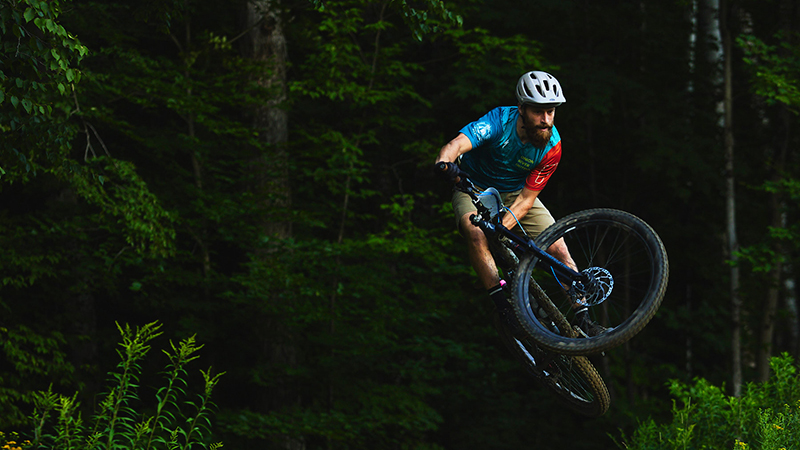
<box><xmin>435</xmin><ymin>161</ymin><xmax>462</xmax><ymax>179</ymax></box>
<box><xmin>434</xmin><ymin>161</ymin><xmax>474</xmax><ymax>193</ymax></box>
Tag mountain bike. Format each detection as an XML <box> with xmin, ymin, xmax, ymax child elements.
<box><xmin>436</xmin><ymin>162</ymin><xmax>610</xmax><ymax>416</ymax></box>
<box><xmin>435</xmin><ymin>162</ymin><xmax>669</xmax><ymax>357</ymax></box>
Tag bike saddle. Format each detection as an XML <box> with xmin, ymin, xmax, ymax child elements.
<box><xmin>477</xmin><ymin>187</ymin><xmax>503</xmax><ymax>221</ymax></box>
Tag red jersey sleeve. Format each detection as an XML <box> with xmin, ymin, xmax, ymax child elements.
<box><xmin>524</xmin><ymin>141</ymin><xmax>562</xmax><ymax>191</ymax></box>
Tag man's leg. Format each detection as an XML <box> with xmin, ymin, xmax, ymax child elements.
<box><xmin>459</xmin><ymin>212</ymin><xmax>501</xmax><ymax>290</ymax></box>
<box><xmin>505</xmin><ymin>194</ymin><xmax>605</xmax><ymax>335</ymax></box>
<box><xmin>546</xmin><ymin>237</ymin><xmax>578</xmax><ymax>271</ymax></box>
<box><xmin>502</xmin><ymin>191</ymin><xmax>577</xmax><ymax>271</ymax></box>
<box><xmin>452</xmin><ymin>191</ymin><xmax>508</xmax><ymax>311</ymax></box>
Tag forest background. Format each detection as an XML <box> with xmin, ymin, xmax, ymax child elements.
<box><xmin>2</xmin><ymin>0</ymin><xmax>800</xmax><ymax>448</ymax></box>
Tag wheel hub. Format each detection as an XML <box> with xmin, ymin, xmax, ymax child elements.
<box><xmin>573</xmin><ymin>267</ymin><xmax>613</xmax><ymax>306</ymax></box>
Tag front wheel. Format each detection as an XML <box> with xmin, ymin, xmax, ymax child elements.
<box><xmin>513</xmin><ymin>209</ymin><xmax>669</xmax><ymax>355</ymax></box>
<box><xmin>493</xmin><ymin>312</ymin><xmax>610</xmax><ymax>416</ymax></box>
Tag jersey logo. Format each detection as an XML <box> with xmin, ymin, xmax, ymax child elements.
<box><xmin>472</xmin><ymin>122</ymin><xmax>492</xmax><ymax>143</ymax></box>
<box><xmin>531</xmin><ymin>162</ymin><xmax>558</xmax><ymax>186</ymax></box>
<box><xmin>515</xmin><ymin>156</ymin><xmax>535</xmax><ymax>170</ymax></box>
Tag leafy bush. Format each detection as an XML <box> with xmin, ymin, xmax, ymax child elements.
<box><xmin>619</xmin><ymin>353</ymin><xmax>800</xmax><ymax>450</ymax></box>
<box><xmin>3</xmin><ymin>321</ymin><xmax>223</xmax><ymax>450</ymax></box>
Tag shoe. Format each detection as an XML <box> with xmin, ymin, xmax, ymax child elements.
<box><xmin>496</xmin><ymin>303</ymin><xmax>529</xmax><ymax>336</ymax></box>
<box><xmin>573</xmin><ymin>309</ymin><xmax>608</xmax><ymax>338</ymax></box>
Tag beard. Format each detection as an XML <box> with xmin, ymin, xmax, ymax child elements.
<box><xmin>520</xmin><ymin>113</ymin><xmax>554</xmax><ymax>148</ymax></box>
<box><xmin>523</xmin><ymin>122</ymin><xmax>553</xmax><ymax>148</ymax></box>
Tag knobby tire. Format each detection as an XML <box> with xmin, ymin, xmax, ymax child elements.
<box><xmin>512</xmin><ymin>209</ymin><xmax>669</xmax><ymax>355</ymax></box>
<box><xmin>493</xmin><ymin>312</ymin><xmax>610</xmax><ymax>417</ymax></box>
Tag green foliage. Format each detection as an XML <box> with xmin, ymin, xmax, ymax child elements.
<box><xmin>0</xmin><ymin>326</ymin><xmax>74</xmax><ymax>428</ymax></box>
<box><xmin>5</xmin><ymin>0</ymin><xmax>800</xmax><ymax>449</ymax></box>
<box><xmin>619</xmin><ymin>354</ymin><xmax>800</xmax><ymax>450</ymax></box>
<box><xmin>308</xmin><ymin>0</ymin><xmax>462</xmax><ymax>41</ymax></box>
<box><xmin>0</xmin><ymin>0</ymin><xmax>87</xmax><ymax>181</ymax></box>
<box><xmin>441</xmin><ymin>26</ymin><xmax>551</xmax><ymax>114</ymax></box>
<box><xmin>218</xmin><ymin>201</ymin><xmax>472</xmax><ymax>447</ymax></box>
<box><xmin>395</xmin><ymin>0</ymin><xmax>462</xmax><ymax>41</ymax></box>
<box><xmin>1</xmin><ymin>0</ymin><xmax>176</xmax><ymax>258</ymax></box>
<box><xmin>739</xmin><ymin>31</ymin><xmax>800</xmax><ymax>111</ymax></box>
<box><xmin>733</xmin><ymin>31</ymin><xmax>800</xmax><ymax>276</ymax></box>
<box><xmin>8</xmin><ymin>321</ymin><xmax>223</xmax><ymax>450</ymax></box>
<box><xmin>63</xmin><ymin>158</ymin><xmax>177</xmax><ymax>258</ymax></box>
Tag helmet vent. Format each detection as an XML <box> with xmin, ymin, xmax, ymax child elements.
<box><xmin>524</xmin><ymin>85</ymin><xmax>535</xmax><ymax>97</ymax></box>
<box><xmin>515</xmin><ymin>70</ymin><xmax>565</xmax><ymax>105</ymax></box>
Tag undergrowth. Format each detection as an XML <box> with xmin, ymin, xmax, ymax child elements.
<box><xmin>619</xmin><ymin>353</ymin><xmax>800</xmax><ymax>450</ymax></box>
<box><xmin>3</xmin><ymin>321</ymin><xmax>223</xmax><ymax>450</ymax></box>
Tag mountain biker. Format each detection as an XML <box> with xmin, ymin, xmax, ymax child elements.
<box><xmin>434</xmin><ymin>70</ymin><xmax>603</xmax><ymax>336</ymax></box>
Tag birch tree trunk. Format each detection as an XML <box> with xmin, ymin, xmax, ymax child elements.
<box><xmin>698</xmin><ymin>0</ymin><xmax>741</xmax><ymax>395</ymax></box>
<box><xmin>788</xmin><ymin>270</ymin><xmax>799</xmax><ymax>357</ymax></box>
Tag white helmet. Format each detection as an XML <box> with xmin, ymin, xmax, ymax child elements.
<box><xmin>516</xmin><ymin>71</ymin><xmax>566</xmax><ymax>106</ymax></box>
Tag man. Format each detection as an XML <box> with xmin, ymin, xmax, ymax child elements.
<box><xmin>435</xmin><ymin>70</ymin><xmax>601</xmax><ymax>335</ymax></box>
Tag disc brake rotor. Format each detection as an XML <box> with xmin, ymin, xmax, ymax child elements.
<box><xmin>573</xmin><ymin>267</ymin><xmax>613</xmax><ymax>307</ymax></box>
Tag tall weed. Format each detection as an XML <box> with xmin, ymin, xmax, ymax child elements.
<box><xmin>3</xmin><ymin>321</ymin><xmax>222</xmax><ymax>450</ymax></box>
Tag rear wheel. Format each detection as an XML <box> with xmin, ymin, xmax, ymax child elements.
<box><xmin>493</xmin><ymin>312</ymin><xmax>610</xmax><ymax>417</ymax></box>
<box><xmin>513</xmin><ymin>209</ymin><xmax>669</xmax><ymax>355</ymax></box>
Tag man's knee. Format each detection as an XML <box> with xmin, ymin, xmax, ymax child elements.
<box><xmin>462</xmin><ymin>222</ymin><xmax>485</xmax><ymax>247</ymax></box>
<box><xmin>546</xmin><ymin>237</ymin><xmax>568</xmax><ymax>258</ymax></box>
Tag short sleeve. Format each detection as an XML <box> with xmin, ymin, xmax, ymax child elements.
<box><xmin>524</xmin><ymin>141</ymin><xmax>561</xmax><ymax>191</ymax></box>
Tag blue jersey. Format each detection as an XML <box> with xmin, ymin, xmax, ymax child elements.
<box><xmin>459</xmin><ymin>106</ymin><xmax>562</xmax><ymax>192</ymax></box>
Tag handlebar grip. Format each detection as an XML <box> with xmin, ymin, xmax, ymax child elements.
<box><xmin>434</xmin><ymin>161</ymin><xmax>465</xmax><ymax>182</ymax></box>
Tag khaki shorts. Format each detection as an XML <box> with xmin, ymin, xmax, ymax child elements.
<box><xmin>452</xmin><ymin>188</ymin><xmax>555</xmax><ymax>238</ymax></box>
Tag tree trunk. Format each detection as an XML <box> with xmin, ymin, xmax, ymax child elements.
<box><xmin>245</xmin><ymin>0</ymin><xmax>291</xmax><ymax>239</ymax></box>
<box><xmin>721</xmin><ymin>0</ymin><xmax>742</xmax><ymax>397</ymax></box>
<box><xmin>788</xmin><ymin>267</ymin><xmax>799</xmax><ymax>357</ymax></box>
<box><xmin>757</xmin><ymin>207</ymin><xmax>784</xmax><ymax>382</ymax></box>
<box><xmin>756</xmin><ymin>0</ymin><xmax>795</xmax><ymax>383</ymax></box>
<box><xmin>167</xmin><ymin>7</ymin><xmax>212</xmax><ymax>283</ymax></box>
<box><xmin>243</xmin><ymin>3</ymin><xmax>302</xmax><ymax>450</ymax></box>
<box><xmin>757</xmin><ymin>147</ymin><xmax>787</xmax><ymax>381</ymax></box>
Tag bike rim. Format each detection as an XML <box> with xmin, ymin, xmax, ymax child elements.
<box><xmin>535</xmin><ymin>217</ymin><xmax>660</xmax><ymax>338</ymax></box>
<box><xmin>511</xmin><ymin>336</ymin><xmax>600</xmax><ymax>404</ymax></box>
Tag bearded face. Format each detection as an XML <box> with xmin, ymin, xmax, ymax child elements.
<box><xmin>519</xmin><ymin>105</ymin><xmax>555</xmax><ymax>148</ymax></box>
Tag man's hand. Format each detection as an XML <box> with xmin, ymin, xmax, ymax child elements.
<box><xmin>434</xmin><ymin>161</ymin><xmax>462</xmax><ymax>182</ymax></box>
